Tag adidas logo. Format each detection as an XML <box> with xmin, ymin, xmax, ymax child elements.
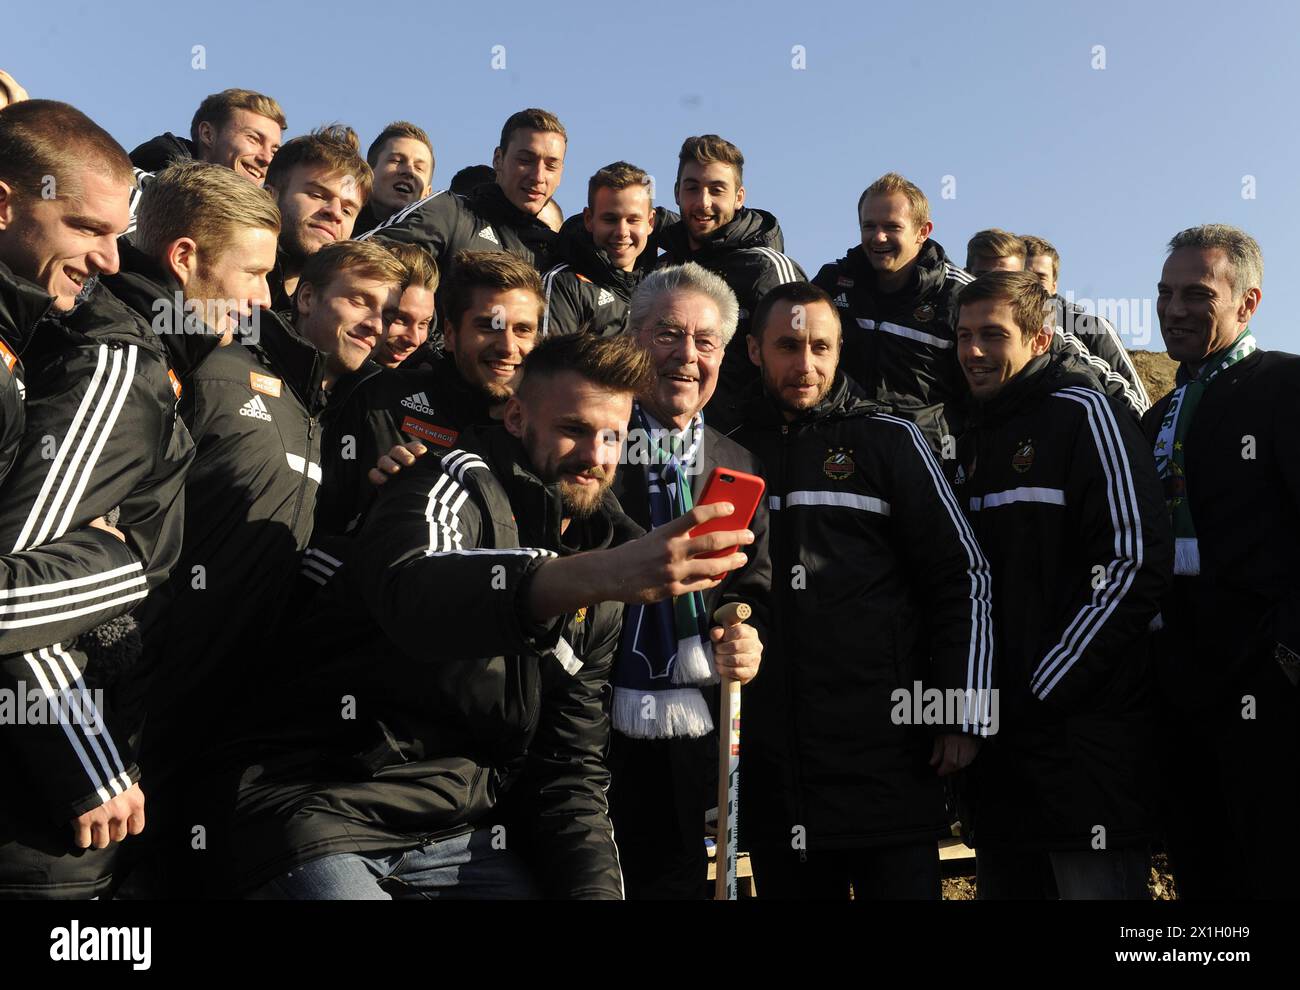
<box><xmin>833</xmin><ymin>293</ymin><xmax>849</xmax><ymax>308</ymax></box>
<box><xmin>596</xmin><ymin>288</ymin><xmax>615</xmax><ymax>307</ymax></box>
<box><xmin>239</xmin><ymin>394</ymin><xmax>273</xmax><ymax>422</ymax></box>
<box><xmin>477</xmin><ymin>226</ymin><xmax>499</xmax><ymax>245</ymax></box>
<box><xmin>401</xmin><ymin>391</ymin><xmax>437</xmax><ymax>415</ymax></box>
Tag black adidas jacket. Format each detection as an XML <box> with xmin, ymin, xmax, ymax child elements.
<box><xmin>199</xmin><ymin>426</ymin><xmax>635</xmax><ymax>897</ymax></box>
<box><xmin>1051</xmin><ymin>295</ymin><xmax>1150</xmax><ymax>415</ymax></box>
<box><xmin>953</xmin><ymin>354</ymin><xmax>1171</xmax><ymax>850</ymax></box>
<box><xmin>0</xmin><ymin>266</ymin><xmax>153</xmax><ymax>659</ymax></box>
<box><xmin>361</xmin><ymin>181</ymin><xmax>557</xmax><ymax>273</ymax></box>
<box><xmin>128</xmin><ymin>132</ymin><xmax>194</xmax><ymax>174</ymax></box>
<box><xmin>0</xmin><ymin>283</ymin><xmax>195</xmax><ymax>898</ymax></box>
<box><xmin>103</xmin><ymin>249</ymin><xmax>327</xmax><ymax>787</ymax></box>
<box><xmin>1141</xmin><ymin>348</ymin><xmax>1300</xmax><ymax>715</ymax></box>
<box><xmin>304</xmin><ymin>354</ymin><xmax>495</xmax><ymax>591</ymax></box>
<box><xmin>656</xmin><ymin>208</ymin><xmax>806</xmax><ymax>430</ymax></box>
<box><xmin>540</xmin><ymin>207</ymin><xmax>678</xmax><ymax>337</ymax></box>
<box><xmin>812</xmin><ymin>240</ymin><xmax>971</xmax><ymax>456</ymax></box>
<box><xmin>733</xmin><ymin>373</ymin><xmax>995</xmax><ymax>852</ymax></box>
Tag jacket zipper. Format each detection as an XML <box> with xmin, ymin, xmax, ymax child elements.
<box><xmin>287</xmin><ymin>416</ymin><xmax>315</xmax><ymax>534</ymax></box>
<box><xmin>778</xmin><ymin>423</ymin><xmax>810</xmax><ymax>863</ymax></box>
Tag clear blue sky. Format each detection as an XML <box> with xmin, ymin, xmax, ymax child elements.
<box><xmin>10</xmin><ymin>0</ymin><xmax>1299</xmax><ymax>351</ymax></box>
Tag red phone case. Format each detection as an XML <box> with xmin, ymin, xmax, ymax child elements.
<box><xmin>689</xmin><ymin>467</ymin><xmax>766</xmax><ymax>560</ymax></box>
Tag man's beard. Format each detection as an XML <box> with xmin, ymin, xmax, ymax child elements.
<box><xmin>759</xmin><ymin>360</ymin><xmax>832</xmax><ymax>416</ymax></box>
<box><xmin>524</xmin><ymin>425</ymin><xmax>613</xmax><ymax>518</ymax></box>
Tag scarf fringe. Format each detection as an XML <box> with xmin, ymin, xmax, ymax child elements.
<box><xmin>672</xmin><ymin>636</ymin><xmax>718</xmax><ymax>685</ymax></box>
<box><xmin>1174</xmin><ymin>537</ymin><xmax>1200</xmax><ymax>576</ymax></box>
<box><xmin>612</xmin><ymin>686</ymin><xmax>714</xmax><ymax>739</ymax></box>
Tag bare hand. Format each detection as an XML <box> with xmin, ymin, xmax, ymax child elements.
<box><xmin>368</xmin><ymin>440</ymin><xmax>429</xmax><ymax>486</ymax></box>
<box><xmin>88</xmin><ymin>516</ymin><xmax>126</xmax><ymax>543</ymax></box>
<box><xmin>608</xmin><ymin>502</ymin><xmax>753</xmax><ymax>605</ymax></box>
<box><xmin>71</xmin><ymin>783</ymin><xmax>145</xmax><ymax>849</ymax></box>
<box><xmin>929</xmin><ymin>733</ymin><xmax>981</xmax><ymax>776</ymax></box>
<box><xmin>710</xmin><ymin>621</ymin><xmax>762</xmax><ymax>684</ymax></box>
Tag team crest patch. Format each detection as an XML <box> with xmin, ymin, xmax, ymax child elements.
<box><xmin>574</xmin><ymin>606</ymin><xmax>588</xmax><ymax>624</ymax></box>
<box><xmin>1011</xmin><ymin>439</ymin><xmax>1035</xmax><ymax>473</ymax></box>
<box><xmin>913</xmin><ymin>303</ymin><xmax>935</xmax><ymax>323</ymax></box>
<box><xmin>249</xmin><ymin>371</ymin><xmax>282</xmax><ymax>397</ymax></box>
<box><xmin>401</xmin><ymin>416</ymin><xmax>459</xmax><ymax>448</ymax></box>
<box><xmin>823</xmin><ymin>447</ymin><xmax>855</xmax><ymax>480</ymax></box>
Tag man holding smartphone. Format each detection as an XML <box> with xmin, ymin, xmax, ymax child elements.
<box><xmin>607</xmin><ymin>262</ymin><xmax>771</xmax><ymax>899</ymax></box>
<box><xmin>734</xmin><ymin>281</ymin><xmax>995</xmax><ymax>899</ymax></box>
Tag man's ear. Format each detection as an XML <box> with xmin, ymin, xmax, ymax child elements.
<box><xmin>503</xmin><ymin>395</ymin><xmax>524</xmax><ymax>438</ymax></box>
<box><xmin>164</xmin><ymin>237</ymin><xmax>200</xmax><ymax>287</ymax></box>
<box><xmin>296</xmin><ymin>280</ymin><xmax>314</xmax><ymax>322</ymax></box>
<box><xmin>735</xmin><ymin>184</ymin><xmax>746</xmax><ymax>211</ymax></box>
<box><xmin>918</xmin><ymin>220</ymin><xmax>935</xmax><ymax>244</ymax></box>
<box><xmin>196</xmin><ymin>120</ymin><xmax>216</xmax><ymax>156</ymax></box>
<box><xmin>747</xmin><ymin>331</ymin><xmax>762</xmax><ymax>367</ymax></box>
<box><xmin>1239</xmin><ymin>287</ymin><xmax>1262</xmax><ymax>326</ymax></box>
<box><xmin>491</xmin><ymin>146</ymin><xmax>503</xmax><ymax>177</ymax></box>
<box><xmin>582</xmin><ymin>206</ymin><xmax>594</xmax><ymax>234</ymax></box>
<box><xmin>1031</xmin><ymin>323</ymin><xmax>1053</xmax><ymax>356</ymax></box>
<box><xmin>0</xmin><ymin>179</ymin><xmax>14</xmax><ymax>231</ymax></box>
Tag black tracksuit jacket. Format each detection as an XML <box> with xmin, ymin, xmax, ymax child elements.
<box><xmin>733</xmin><ymin>373</ymin><xmax>995</xmax><ymax>852</ymax></box>
<box><xmin>953</xmin><ymin>354</ymin><xmax>1172</xmax><ymax>850</ymax></box>
<box><xmin>198</xmin><ymin>426</ymin><xmax>634</xmax><ymax>897</ymax></box>
<box><xmin>0</xmin><ymin>283</ymin><xmax>195</xmax><ymax>897</ymax></box>
<box><xmin>812</xmin><ymin>240</ymin><xmax>972</xmax><ymax>455</ymax></box>
<box><xmin>1050</xmin><ymin>295</ymin><xmax>1150</xmax><ymax>416</ymax></box>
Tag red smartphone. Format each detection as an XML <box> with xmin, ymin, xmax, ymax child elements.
<box><xmin>689</xmin><ymin>467</ymin><xmax>766</xmax><ymax>560</ymax></box>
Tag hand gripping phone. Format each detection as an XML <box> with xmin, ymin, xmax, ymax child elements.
<box><xmin>688</xmin><ymin>467</ymin><xmax>766</xmax><ymax>560</ymax></box>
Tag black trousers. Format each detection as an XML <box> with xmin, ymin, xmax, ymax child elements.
<box><xmin>1158</xmin><ymin>660</ymin><xmax>1300</xmax><ymax>899</ymax></box>
<box><xmin>607</xmin><ymin>731</ymin><xmax>714</xmax><ymax>900</ymax></box>
<box><xmin>748</xmin><ymin>842</ymin><xmax>941</xmax><ymax>900</ymax></box>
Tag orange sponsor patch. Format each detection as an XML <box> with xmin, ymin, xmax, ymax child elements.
<box><xmin>401</xmin><ymin>416</ymin><xmax>458</xmax><ymax>448</ymax></box>
<box><xmin>167</xmin><ymin>369</ymin><xmax>182</xmax><ymax>399</ymax></box>
<box><xmin>0</xmin><ymin>339</ymin><xmax>16</xmax><ymax>374</ymax></box>
<box><xmin>249</xmin><ymin>371</ymin><xmax>283</xmax><ymax>397</ymax></box>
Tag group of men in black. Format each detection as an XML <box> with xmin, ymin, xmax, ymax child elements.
<box><xmin>0</xmin><ymin>83</ymin><xmax>1293</xmax><ymax>900</ymax></box>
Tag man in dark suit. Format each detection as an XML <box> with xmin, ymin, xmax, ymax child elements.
<box><xmin>606</xmin><ymin>262</ymin><xmax>772</xmax><ymax>898</ymax></box>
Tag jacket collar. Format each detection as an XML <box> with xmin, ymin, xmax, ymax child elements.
<box><xmin>553</xmin><ymin>214</ymin><xmax>643</xmax><ymax>292</ymax></box>
<box><xmin>967</xmin><ymin>352</ymin><xmax>1097</xmax><ymax>427</ymax></box>
<box><xmin>842</xmin><ymin>238</ymin><xmax>954</xmax><ymax>300</ymax></box>
<box><xmin>0</xmin><ymin>260</ymin><xmax>55</xmax><ymax>358</ymax></box>
<box><xmin>243</xmin><ymin>308</ymin><xmax>328</xmax><ymax>414</ymax></box>
<box><xmin>660</xmin><ymin>207</ymin><xmax>786</xmax><ymax>260</ymax></box>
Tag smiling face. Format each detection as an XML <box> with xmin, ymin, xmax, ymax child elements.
<box><xmin>0</xmin><ymin>167</ymin><xmax>130</xmax><ymax>311</ymax></box>
<box><xmin>859</xmin><ymin>191</ymin><xmax>931</xmax><ymax>284</ymax></box>
<box><xmin>370</xmin><ymin>136</ymin><xmax>432</xmax><ymax>217</ymax></box>
<box><xmin>585</xmin><ymin>183</ymin><xmax>654</xmax><ymax>272</ymax></box>
<box><xmin>675</xmin><ymin>160</ymin><xmax>744</xmax><ymax>249</ymax></box>
<box><xmin>506</xmin><ymin>370</ymin><xmax>630</xmax><ymax>519</ymax></box>
<box><xmin>492</xmin><ymin>128</ymin><xmax>566</xmax><ymax>216</ymax></box>
<box><xmin>270</xmin><ymin>164</ymin><xmax>363</xmax><ymax>264</ymax></box>
<box><xmin>957</xmin><ymin>296</ymin><xmax>1051</xmax><ymax>401</ymax></box>
<box><xmin>1157</xmin><ymin>246</ymin><xmax>1260</xmax><ymax>368</ymax></box>
<box><xmin>296</xmin><ymin>267</ymin><xmax>397</xmax><ymax>385</ymax></box>
<box><xmin>377</xmin><ymin>283</ymin><xmax>435</xmax><ymax>367</ymax></box>
<box><xmin>196</xmin><ymin>108</ymin><xmax>281</xmax><ymax>186</ymax></box>
<box><xmin>633</xmin><ymin>290</ymin><xmax>724</xmax><ymax>429</ymax></box>
<box><xmin>443</xmin><ymin>285</ymin><xmax>540</xmax><ymax>401</ymax></box>
<box><xmin>748</xmin><ymin>298</ymin><xmax>840</xmax><ymax>419</ymax></box>
<box><xmin>171</xmin><ymin>225</ymin><xmax>278</xmax><ymax>344</ymax></box>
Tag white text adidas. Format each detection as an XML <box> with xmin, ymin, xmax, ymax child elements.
<box><xmin>402</xmin><ymin>391</ymin><xmax>437</xmax><ymax>415</ymax></box>
<box><xmin>239</xmin><ymin>395</ymin><xmax>273</xmax><ymax>421</ymax></box>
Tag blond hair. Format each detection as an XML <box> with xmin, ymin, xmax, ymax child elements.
<box><xmin>135</xmin><ymin>159</ymin><xmax>280</xmax><ymax>259</ymax></box>
<box><xmin>190</xmin><ymin>88</ymin><xmax>286</xmax><ymax>144</ymax></box>
<box><xmin>858</xmin><ymin>172</ymin><xmax>930</xmax><ymax>229</ymax></box>
<box><xmin>298</xmin><ymin>240</ymin><xmax>405</xmax><ymax>297</ymax></box>
<box><xmin>385</xmin><ymin>241</ymin><xmax>440</xmax><ymax>295</ymax></box>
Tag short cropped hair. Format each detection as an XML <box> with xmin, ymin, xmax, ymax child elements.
<box><xmin>298</xmin><ymin>239</ymin><xmax>405</xmax><ymax>299</ymax></box>
<box><xmin>751</xmin><ymin>281</ymin><xmax>842</xmax><ymax>341</ymax></box>
<box><xmin>676</xmin><ymin>134</ymin><xmax>744</xmax><ymax>187</ymax></box>
<box><xmin>135</xmin><ymin>160</ymin><xmax>280</xmax><ymax>260</ymax></box>
<box><xmin>966</xmin><ymin>228</ymin><xmax>1027</xmax><ymax>269</ymax></box>
<box><xmin>516</xmin><ymin>330</ymin><xmax>653</xmax><ymax>402</ymax></box>
<box><xmin>266</xmin><ymin>124</ymin><xmax>372</xmax><ymax>201</ymax></box>
<box><xmin>0</xmin><ymin>99</ymin><xmax>134</xmax><ymax>201</ymax></box>
<box><xmin>366</xmin><ymin>121</ymin><xmax>434</xmax><ymax>173</ymax></box>
<box><xmin>588</xmin><ymin>161</ymin><xmax>653</xmax><ymax>209</ymax></box>
<box><xmin>628</xmin><ymin>262</ymin><xmax>740</xmax><ymax>346</ymax></box>
<box><xmin>386</xmin><ymin>241</ymin><xmax>440</xmax><ymax>295</ymax></box>
<box><xmin>1167</xmin><ymin>224</ymin><xmax>1264</xmax><ymax>299</ymax></box>
<box><xmin>857</xmin><ymin>172</ymin><xmax>930</xmax><ymax>229</ymax></box>
<box><xmin>190</xmin><ymin>89</ymin><xmax>286</xmax><ymax>145</ymax></box>
<box><xmin>1020</xmin><ymin>234</ymin><xmax>1060</xmax><ymax>282</ymax></box>
<box><xmin>440</xmin><ymin>250</ymin><xmax>544</xmax><ymax>329</ymax></box>
<box><xmin>497</xmin><ymin>108</ymin><xmax>567</xmax><ymax>156</ymax></box>
<box><xmin>957</xmin><ymin>270</ymin><xmax>1051</xmax><ymax>342</ymax></box>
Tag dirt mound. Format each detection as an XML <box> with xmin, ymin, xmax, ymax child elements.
<box><xmin>1129</xmin><ymin>351</ymin><xmax>1178</xmax><ymax>405</ymax></box>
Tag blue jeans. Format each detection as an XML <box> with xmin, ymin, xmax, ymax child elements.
<box><xmin>976</xmin><ymin>845</ymin><xmax>1151</xmax><ymax>899</ymax></box>
<box><xmin>249</xmin><ymin>828</ymin><xmax>541</xmax><ymax>900</ymax></box>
